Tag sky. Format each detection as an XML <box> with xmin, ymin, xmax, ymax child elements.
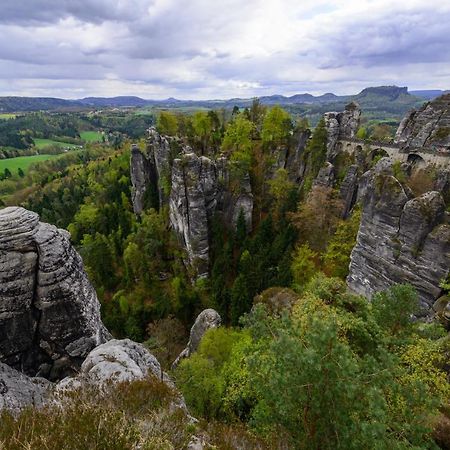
<box><xmin>0</xmin><ymin>0</ymin><xmax>449</xmax><ymax>99</ymax></box>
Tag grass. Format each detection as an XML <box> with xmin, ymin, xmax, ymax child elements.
<box><xmin>33</xmin><ymin>138</ymin><xmax>79</xmax><ymax>150</ymax></box>
<box><xmin>0</xmin><ymin>154</ymin><xmax>62</xmax><ymax>174</ymax></box>
<box><xmin>0</xmin><ymin>113</ymin><xmax>16</xmax><ymax>120</ymax></box>
<box><xmin>80</xmin><ymin>131</ymin><xmax>103</xmax><ymax>142</ymax></box>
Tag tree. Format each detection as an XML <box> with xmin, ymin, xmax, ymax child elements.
<box><xmin>3</xmin><ymin>168</ymin><xmax>12</xmax><ymax>179</ymax></box>
<box><xmin>261</xmin><ymin>106</ymin><xmax>292</xmax><ymax>148</ymax></box>
<box><xmin>157</xmin><ymin>111</ymin><xmax>178</xmax><ymax>136</ymax></box>
<box><xmin>192</xmin><ymin>111</ymin><xmax>213</xmax><ymax>153</ymax></box>
<box><xmin>291</xmin><ymin>244</ymin><xmax>318</xmax><ymax>290</ymax></box>
<box><xmin>304</xmin><ymin>118</ymin><xmax>328</xmax><ymax>178</ymax></box>
<box><xmin>289</xmin><ymin>186</ymin><xmax>344</xmax><ymax>251</ymax></box>
<box><xmin>18</xmin><ymin>167</ymin><xmax>25</xmax><ymax>178</ymax></box>
<box><xmin>267</xmin><ymin>168</ymin><xmax>296</xmax><ymax>218</ymax></box>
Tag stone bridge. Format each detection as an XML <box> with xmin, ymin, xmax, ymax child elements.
<box><xmin>337</xmin><ymin>138</ymin><xmax>450</xmax><ymax>168</ymax></box>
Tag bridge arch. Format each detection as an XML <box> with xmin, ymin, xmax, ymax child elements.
<box><xmin>407</xmin><ymin>153</ymin><xmax>426</xmax><ymax>168</ymax></box>
<box><xmin>369</xmin><ymin>147</ymin><xmax>389</xmax><ymax>162</ymax></box>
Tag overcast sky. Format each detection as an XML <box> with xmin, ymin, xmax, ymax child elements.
<box><xmin>1</xmin><ymin>0</ymin><xmax>449</xmax><ymax>99</ymax></box>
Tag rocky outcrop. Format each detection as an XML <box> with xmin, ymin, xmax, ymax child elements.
<box><xmin>339</xmin><ymin>164</ymin><xmax>359</xmax><ymax>218</ymax></box>
<box><xmin>347</xmin><ymin>161</ymin><xmax>449</xmax><ymax>313</ymax></box>
<box><xmin>172</xmin><ymin>309</ymin><xmax>221</xmax><ymax>368</ymax></box>
<box><xmin>394</xmin><ymin>93</ymin><xmax>450</xmax><ymax>149</ymax></box>
<box><xmin>130</xmin><ymin>144</ymin><xmax>154</xmax><ymax>214</ymax></box>
<box><xmin>0</xmin><ymin>207</ymin><xmax>110</xmax><ymax>380</ymax></box>
<box><xmin>0</xmin><ymin>363</ymin><xmax>51</xmax><ymax>413</ymax></box>
<box><xmin>324</xmin><ymin>102</ymin><xmax>361</xmax><ymax>158</ymax></box>
<box><xmin>169</xmin><ymin>153</ymin><xmax>218</xmax><ymax>278</ymax></box>
<box><xmin>313</xmin><ymin>162</ymin><xmax>335</xmax><ymax>188</ymax></box>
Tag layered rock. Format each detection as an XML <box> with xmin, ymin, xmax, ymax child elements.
<box><xmin>0</xmin><ymin>207</ymin><xmax>110</xmax><ymax>379</ymax></box>
<box><xmin>172</xmin><ymin>309</ymin><xmax>221</xmax><ymax>368</ymax></box>
<box><xmin>0</xmin><ymin>363</ymin><xmax>51</xmax><ymax>413</ymax></box>
<box><xmin>347</xmin><ymin>162</ymin><xmax>449</xmax><ymax>313</ymax></box>
<box><xmin>324</xmin><ymin>102</ymin><xmax>361</xmax><ymax>158</ymax></box>
<box><xmin>339</xmin><ymin>164</ymin><xmax>359</xmax><ymax>218</ymax></box>
<box><xmin>395</xmin><ymin>93</ymin><xmax>450</xmax><ymax>149</ymax></box>
<box><xmin>130</xmin><ymin>144</ymin><xmax>154</xmax><ymax>214</ymax></box>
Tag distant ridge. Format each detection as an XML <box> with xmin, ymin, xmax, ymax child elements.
<box><xmin>0</xmin><ymin>86</ymin><xmax>440</xmax><ymax>113</ymax></box>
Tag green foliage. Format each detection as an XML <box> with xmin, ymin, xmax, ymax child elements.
<box><xmin>322</xmin><ymin>208</ymin><xmax>361</xmax><ymax>278</ymax></box>
<box><xmin>157</xmin><ymin>111</ymin><xmax>178</xmax><ymax>136</ymax></box>
<box><xmin>304</xmin><ymin>117</ymin><xmax>328</xmax><ymax>178</ymax></box>
<box><xmin>291</xmin><ymin>243</ymin><xmax>318</xmax><ymax>290</ymax></box>
<box><xmin>261</xmin><ymin>106</ymin><xmax>292</xmax><ymax>147</ymax></box>
<box><xmin>176</xmin><ymin>327</ymin><xmax>248</xmax><ymax>419</ymax></box>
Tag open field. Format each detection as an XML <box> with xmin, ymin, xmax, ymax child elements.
<box><xmin>0</xmin><ymin>154</ymin><xmax>62</xmax><ymax>174</ymax></box>
<box><xmin>80</xmin><ymin>131</ymin><xmax>103</xmax><ymax>142</ymax></box>
<box><xmin>0</xmin><ymin>113</ymin><xmax>16</xmax><ymax>120</ymax></box>
<box><xmin>33</xmin><ymin>138</ymin><xmax>80</xmax><ymax>149</ymax></box>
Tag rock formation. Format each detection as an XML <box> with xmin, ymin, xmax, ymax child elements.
<box><xmin>339</xmin><ymin>164</ymin><xmax>359</xmax><ymax>218</ymax></box>
<box><xmin>347</xmin><ymin>161</ymin><xmax>449</xmax><ymax>313</ymax></box>
<box><xmin>395</xmin><ymin>93</ymin><xmax>450</xmax><ymax>149</ymax></box>
<box><xmin>132</xmin><ymin>128</ymin><xmax>254</xmax><ymax>277</ymax></box>
<box><xmin>0</xmin><ymin>207</ymin><xmax>110</xmax><ymax>380</ymax></box>
<box><xmin>324</xmin><ymin>102</ymin><xmax>361</xmax><ymax>158</ymax></box>
<box><xmin>0</xmin><ymin>363</ymin><xmax>51</xmax><ymax>413</ymax></box>
<box><xmin>172</xmin><ymin>309</ymin><xmax>221</xmax><ymax>368</ymax></box>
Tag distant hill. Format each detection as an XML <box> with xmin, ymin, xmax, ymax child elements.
<box><xmin>0</xmin><ymin>86</ymin><xmax>434</xmax><ymax>118</ymax></box>
<box><xmin>409</xmin><ymin>90</ymin><xmax>450</xmax><ymax>100</ymax></box>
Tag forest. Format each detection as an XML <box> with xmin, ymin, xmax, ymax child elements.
<box><xmin>0</xmin><ymin>102</ymin><xmax>449</xmax><ymax>449</ymax></box>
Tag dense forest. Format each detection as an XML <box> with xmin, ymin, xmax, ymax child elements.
<box><xmin>0</xmin><ymin>102</ymin><xmax>449</xmax><ymax>449</ymax></box>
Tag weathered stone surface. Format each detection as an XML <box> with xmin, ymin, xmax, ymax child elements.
<box><xmin>313</xmin><ymin>162</ymin><xmax>335</xmax><ymax>188</ymax></box>
<box><xmin>339</xmin><ymin>164</ymin><xmax>359</xmax><ymax>218</ymax></box>
<box><xmin>58</xmin><ymin>339</ymin><xmax>166</xmax><ymax>387</ymax></box>
<box><xmin>0</xmin><ymin>362</ymin><xmax>51</xmax><ymax>412</ymax></box>
<box><xmin>347</xmin><ymin>163</ymin><xmax>449</xmax><ymax>313</ymax></box>
<box><xmin>0</xmin><ymin>207</ymin><xmax>110</xmax><ymax>380</ymax></box>
<box><xmin>394</xmin><ymin>93</ymin><xmax>450</xmax><ymax>149</ymax></box>
<box><xmin>130</xmin><ymin>144</ymin><xmax>153</xmax><ymax>214</ymax></box>
<box><xmin>172</xmin><ymin>309</ymin><xmax>221</xmax><ymax>368</ymax></box>
<box><xmin>169</xmin><ymin>153</ymin><xmax>217</xmax><ymax>278</ymax></box>
<box><xmin>324</xmin><ymin>102</ymin><xmax>361</xmax><ymax>158</ymax></box>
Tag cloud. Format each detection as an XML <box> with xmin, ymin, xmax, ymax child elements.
<box><xmin>0</xmin><ymin>0</ymin><xmax>449</xmax><ymax>98</ymax></box>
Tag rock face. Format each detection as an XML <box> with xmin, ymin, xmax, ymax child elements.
<box><xmin>172</xmin><ymin>309</ymin><xmax>221</xmax><ymax>368</ymax></box>
<box><xmin>0</xmin><ymin>363</ymin><xmax>51</xmax><ymax>413</ymax></box>
<box><xmin>395</xmin><ymin>93</ymin><xmax>450</xmax><ymax>149</ymax></box>
<box><xmin>324</xmin><ymin>102</ymin><xmax>361</xmax><ymax>158</ymax></box>
<box><xmin>339</xmin><ymin>164</ymin><xmax>359</xmax><ymax>218</ymax></box>
<box><xmin>347</xmin><ymin>162</ymin><xmax>449</xmax><ymax>313</ymax></box>
<box><xmin>130</xmin><ymin>144</ymin><xmax>154</xmax><ymax>215</ymax></box>
<box><xmin>0</xmin><ymin>207</ymin><xmax>110</xmax><ymax>380</ymax></box>
<box><xmin>169</xmin><ymin>153</ymin><xmax>218</xmax><ymax>278</ymax></box>
<box><xmin>131</xmin><ymin>129</ymin><xmax>254</xmax><ymax>278</ymax></box>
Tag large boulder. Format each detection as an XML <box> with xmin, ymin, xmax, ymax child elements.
<box><xmin>0</xmin><ymin>207</ymin><xmax>110</xmax><ymax>380</ymax></box>
<box><xmin>172</xmin><ymin>309</ymin><xmax>221</xmax><ymax>368</ymax></box>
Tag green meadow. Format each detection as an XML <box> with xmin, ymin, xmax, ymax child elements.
<box><xmin>0</xmin><ymin>154</ymin><xmax>61</xmax><ymax>173</ymax></box>
<box><xmin>80</xmin><ymin>131</ymin><xmax>103</xmax><ymax>142</ymax></box>
<box><xmin>33</xmin><ymin>138</ymin><xmax>80</xmax><ymax>149</ymax></box>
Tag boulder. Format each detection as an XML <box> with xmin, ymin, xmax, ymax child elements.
<box><xmin>172</xmin><ymin>309</ymin><xmax>221</xmax><ymax>368</ymax></box>
<box><xmin>0</xmin><ymin>207</ymin><xmax>110</xmax><ymax>380</ymax></box>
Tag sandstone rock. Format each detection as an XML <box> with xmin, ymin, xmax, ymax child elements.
<box><xmin>169</xmin><ymin>153</ymin><xmax>217</xmax><ymax>278</ymax></box>
<box><xmin>130</xmin><ymin>144</ymin><xmax>154</xmax><ymax>214</ymax></box>
<box><xmin>172</xmin><ymin>309</ymin><xmax>221</xmax><ymax>368</ymax></box>
<box><xmin>339</xmin><ymin>164</ymin><xmax>359</xmax><ymax>218</ymax></box>
<box><xmin>394</xmin><ymin>93</ymin><xmax>450</xmax><ymax>149</ymax></box>
<box><xmin>347</xmin><ymin>165</ymin><xmax>449</xmax><ymax>313</ymax></box>
<box><xmin>58</xmin><ymin>339</ymin><xmax>166</xmax><ymax>387</ymax></box>
<box><xmin>0</xmin><ymin>207</ymin><xmax>110</xmax><ymax>380</ymax></box>
<box><xmin>313</xmin><ymin>162</ymin><xmax>335</xmax><ymax>188</ymax></box>
<box><xmin>324</xmin><ymin>102</ymin><xmax>361</xmax><ymax>158</ymax></box>
<box><xmin>0</xmin><ymin>362</ymin><xmax>51</xmax><ymax>412</ymax></box>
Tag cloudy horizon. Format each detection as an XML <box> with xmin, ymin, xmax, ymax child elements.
<box><xmin>1</xmin><ymin>0</ymin><xmax>449</xmax><ymax>99</ymax></box>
